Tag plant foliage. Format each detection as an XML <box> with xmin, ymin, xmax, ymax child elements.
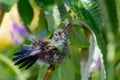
<box><xmin>0</xmin><ymin>0</ymin><xmax>120</xmax><ymax>80</ymax></box>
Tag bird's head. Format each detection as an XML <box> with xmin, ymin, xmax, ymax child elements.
<box><xmin>52</xmin><ymin>23</ymin><xmax>72</xmax><ymax>43</ymax></box>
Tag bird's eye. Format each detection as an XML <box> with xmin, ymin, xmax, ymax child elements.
<box><xmin>55</xmin><ymin>33</ymin><xmax>57</xmax><ymax>36</ymax></box>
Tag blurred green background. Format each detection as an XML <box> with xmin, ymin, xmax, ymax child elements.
<box><xmin>0</xmin><ymin>0</ymin><xmax>120</xmax><ymax>80</ymax></box>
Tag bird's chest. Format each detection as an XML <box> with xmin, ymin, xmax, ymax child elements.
<box><xmin>37</xmin><ymin>39</ymin><xmax>69</xmax><ymax>64</ymax></box>
<box><xmin>38</xmin><ymin>49</ymin><xmax>65</xmax><ymax>64</ymax></box>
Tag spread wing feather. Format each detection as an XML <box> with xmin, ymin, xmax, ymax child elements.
<box><xmin>12</xmin><ymin>45</ymin><xmax>39</xmax><ymax>69</ymax></box>
<box><xmin>12</xmin><ymin>39</ymin><xmax>58</xmax><ymax>69</ymax></box>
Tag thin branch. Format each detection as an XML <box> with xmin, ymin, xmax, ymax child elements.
<box><xmin>43</xmin><ymin>64</ymin><xmax>55</xmax><ymax>80</ymax></box>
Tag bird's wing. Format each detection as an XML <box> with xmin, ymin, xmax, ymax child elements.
<box><xmin>12</xmin><ymin>39</ymin><xmax>58</xmax><ymax>69</ymax></box>
<box><xmin>29</xmin><ymin>39</ymin><xmax>57</xmax><ymax>56</ymax></box>
<box><xmin>12</xmin><ymin>45</ymin><xmax>39</xmax><ymax>70</ymax></box>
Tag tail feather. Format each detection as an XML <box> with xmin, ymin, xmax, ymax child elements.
<box><xmin>14</xmin><ymin>46</ymin><xmax>33</xmax><ymax>56</ymax></box>
<box><xmin>12</xmin><ymin>45</ymin><xmax>38</xmax><ymax>69</ymax></box>
<box><xmin>12</xmin><ymin>55</ymin><xmax>25</xmax><ymax>61</ymax></box>
<box><xmin>14</xmin><ymin>56</ymin><xmax>31</xmax><ymax>65</ymax></box>
<box><xmin>12</xmin><ymin>55</ymin><xmax>30</xmax><ymax>61</ymax></box>
<box><xmin>19</xmin><ymin>56</ymin><xmax>37</xmax><ymax>69</ymax></box>
<box><xmin>25</xmin><ymin>56</ymin><xmax>38</xmax><ymax>70</ymax></box>
<box><xmin>14</xmin><ymin>51</ymin><xmax>23</xmax><ymax>56</ymax></box>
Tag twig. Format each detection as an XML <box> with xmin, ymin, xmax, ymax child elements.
<box><xmin>43</xmin><ymin>64</ymin><xmax>55</xmax><ymax>80</ymax></box>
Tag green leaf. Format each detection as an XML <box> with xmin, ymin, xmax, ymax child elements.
<box><xmin>35</xmin><ymin>0</ymin><xmax>54</xmax><ymax>12</ymax></box>
<box><xmin>17</xmin><ymin>0</ymin><xmax>34</xmax><ymax>25</ymax></box>
<box><xmin>79</xmin><ymin>0</ymin><xmax>103</xmax><ymax>31</ymax></box>
<box><xmin>0</xmin><ymin>54</ymin><xmax>27</xmax><ymax>80</ymax></box>
<box><xmin>50</xmin><ymin>58</ymin><xmax>75</xmax><ymax>80</ymax></box>
<box><xmin>69</xmin><ymin>25</ymin><xmax>89</xmax><ymax>48</ymax></box>
<box><xmin>116</xmin><ymin>0</ymin><xmax>120</xmax><ymax>33</ymax></box>
<box><xmin>70</xmin><ymin>45</ymin><xmax>81</xmax><ymax>79</ymax></box>
<box><xmin>37</xmin><ymin>59</ymin><xmax>75</xmax><ymax>80</ymax></box>
<box><xmin>115</xmin><ymin>63</ymin><xmax>120</xmax><ymax>79</ymax></box>
<box><xmin>45</xmin><ymin>11</ymin><xmax>55</xmax><ymax>32</ymax></box>
<box><xmin>0</xmin><ymin>64</ymin><xmax>11</xmax><ymax>80</ymax></box>
<box><xmin>37</xmin><ymin>65</ymin><xmax>48</xmax><ymax>80</ymax></box>
<box><xmin>52</xmin><ymin>5</ymin><xmax>61</xmax><ymax>29</ymax></box>
<box><xmin>56</xmin><ymin>0</ymin><xmax>67</xmax><ymax>18</ymax></box>
<box><xmin>35</xmin><ymin>0</ymin><xmax>54</xmax><ymax>7</ymax></box>
<box><xmin>104</xmin><ymin>0</ymin><xmax>118</xmax><ymax>35</ymax></box>
<box><xmin>33</xmin><ymin>9</ymin><xmax>48</xmax><ymax>38</ymax></box>
<box><xmin>65</xmin><ymin>0</ymin><xmax>107</xmax><ymax>79</ymax></box>
<box><xmin>0</xmin><ymin>0</ymin><xmax>19</xmax><ymax>11</ymax></box>
<box><xmin>65</xmin><ymin>0</ymin><xmax>106</xmax><ymax>61</ymax></box>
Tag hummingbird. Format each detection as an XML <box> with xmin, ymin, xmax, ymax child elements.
<box><xmin>12</xmin><ymin>23</ymin><xmax>72</xmax><ymax>70</ymax></box>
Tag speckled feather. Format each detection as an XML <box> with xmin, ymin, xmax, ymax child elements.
<box><xmin>12</xmin><ymin>23</ymin><xmax>72</xmax><ymax>70</ymax></box>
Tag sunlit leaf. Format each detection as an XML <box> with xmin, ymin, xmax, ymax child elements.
<box><xmin>52</xmin><ymin>5</ymin><xmax>61</xmax><ymax>29</ymax></box>
<box><xmin>69</xmin><ymin>25</ymin><xmax>89</xmax><ymax>48</ymax></box>
<box><xmin>45</xmin><ymin>12</ymin><xmax>55</xmax><ymax>32</ymax></box>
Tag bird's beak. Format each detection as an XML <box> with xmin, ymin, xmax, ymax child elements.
<box><xmin>61</xmin><ymin>22</ymin><xmax>72</xmax><ymax>35</ymax></box>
